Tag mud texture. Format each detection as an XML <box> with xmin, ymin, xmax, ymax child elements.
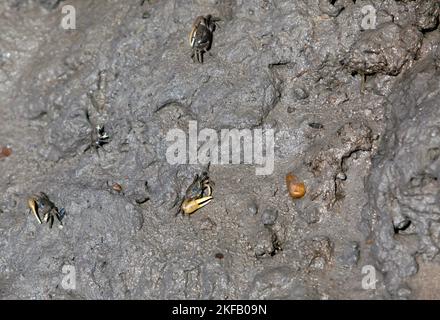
<box><xmin>0</xmin><ymin>0</ymin><xmax>439</xmax><ymax>299</ymax></box>
<box><xmin>363</xmin><ymin>51</ymin><xmax>440</xmax><ymax>298</ymax></box>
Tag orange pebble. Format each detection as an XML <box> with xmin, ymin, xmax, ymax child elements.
<box><xmin>0</xmin><ymin>146</ymin><xmax>12</xmax><ymax>159</ymax></box>
<box><xmin>286</xmin><ymin>172</ymin><xmax>306</xmax><ymax>199</ymax></box>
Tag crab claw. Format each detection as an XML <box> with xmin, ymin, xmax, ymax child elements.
<box><xmin>189</xmin><ymin>25</ymin><xmax>197</xmax><ymax>47</ymax></box>
<box><xmin>43</xmin><ymin>212</ymin><xmax>50</xmax><ymax>223</ymax></box>
<box><xmin>27</xmin><ymin>197</ymin><xmax>42</xmax><ymax>224</ymax></box>
<box><xmin>189</xmin><ymin>16</ymin><xmax>204</xmax><ymax>46</ymax></box>
<box><xmin>181</xmin><ymin>196</ymin><xmax>213</xmax><ymax>215</ymax></box>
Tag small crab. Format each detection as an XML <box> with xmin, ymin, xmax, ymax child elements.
<box><xmin>84</xmin><ymin>111</ymin><xmax>110</xmax><ymax>154</ymax></box>
<box><xmin>90</xmin><ymin>125</ymin><xmax>109</xmax><ymax>150</ymax></box>
<box><xmin>178</xmin><ymin>172</ymin><xmax>213</xmax><ymax>215</ymax></box>
<box><xmin>189</xmin><ymin>15</ymin><xmax>220</xmax><ymax>63</ymax></box>
<box><xmin>27</xmin><ymin>192</ymin><xmax>65</xmax><ymax>228</ymax></box>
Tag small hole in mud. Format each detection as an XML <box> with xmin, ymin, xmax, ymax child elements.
<box><xmin>309</xmin><ymin>122</ymin><xmax>324</xmax><ymax>130</ymax></box>
<box><xmin>215</xmin><ymin>253</ymin><xmax>224</xmax><ymax>259</ymax></box>
<box><xmin>394</xmin><ymin>220</ymin><xmax>411</xmax><ymax>233</ymax></box>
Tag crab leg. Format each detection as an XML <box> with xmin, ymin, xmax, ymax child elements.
<box><xmin>55</xmin><ymin>208</ymin><xmax>64</xmax><ymax>227</ymax></box>
<box><xmin>49</xmin><ymin>213</ymin><xmax>54</xmax><ymax>229</ymax></box>
<box><xmin>204</xmin><ymin>184</ymin><xmax>213</xmax><ymax>197</ymax></box>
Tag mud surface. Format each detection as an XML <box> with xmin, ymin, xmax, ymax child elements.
<box><xmin>0</xmin><ymin>0</ymin><xmax>439</xmax><ymax>299</ymax></box>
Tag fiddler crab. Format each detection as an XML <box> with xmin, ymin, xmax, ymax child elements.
<box><xmin>189</xmin><ymin>15</ymin><xmax>220</xmax><ymax>63</ymax></box>
<box><xmin>178</xmin><ymin>172</ymin><xmax>213</xmax><ymax>215</ymax></box>
<box><xmin>84</xmin><ymin>125</ymin><xmax>110</xmax><ymax>153</ymax></box>
<box><xmin>27</xmin><ymin>192</ymin><xmax>65</xmax><ymax>228</ymax></box>
<box><xmin>84</xmin><ymin>110</ymin><xmax>110</xmax><ymax>154</ymax></box>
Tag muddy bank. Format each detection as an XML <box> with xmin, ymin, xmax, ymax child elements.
<box><xmin>0</xmin><ymin>0</ymin><xmax>439</xmax><ymax>299</ymax></box>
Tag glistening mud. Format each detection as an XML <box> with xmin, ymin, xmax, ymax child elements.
<box><xmin>0</xmin><ymin>0</ymin><xmax>439</xmax><ymax>299</ymax></box>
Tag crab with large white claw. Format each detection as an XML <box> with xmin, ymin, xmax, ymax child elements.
<box><xmin>178</xmin><ymin>172</ymin><xmax>213</xmax><ymax>215</ymax></box>
<box><xmin>27</xmin><ymin>192</ymin><xmax>65</xmax><ymax>229</ymax></box>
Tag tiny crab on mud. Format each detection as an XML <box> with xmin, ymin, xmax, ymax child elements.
<box><xmin>85</xmin><ymin>125</ymin><xmax>109</xmax><ymax>152</ymax></box>
<box><xmin>189</xmin><ymin>15</ymin><xmax>220</xmax><ymax>63</ymax></box>
<box><xmin>177</xmin><ymin>172</ymin><xmax>213</xmax><ymax>215</ymax></box>
<box><xmin>84</xmin><ymin>111</ymin><xmax>110</xmax><ymax>154</ymax></box>
<box><xmin>27</xmin><ymin>192</ymin><xmax>65</xmax><ymax>228</ymax></box>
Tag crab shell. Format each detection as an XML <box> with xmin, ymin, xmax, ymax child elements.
<box><xmin>185</xmin><ymin>173</ymin><xmax>210</xmax><ymax>199</ymax></box>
